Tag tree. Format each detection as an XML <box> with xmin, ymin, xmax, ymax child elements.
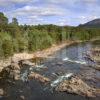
<box><xmin>0</xmin><ymin>12</ymin><xmax>8</xmax><ymax>32</ymax></box>
<box><xmin>18</xmin><ymin>38</ymin><xmax>28</xmax><ymax>52</ymax></box>
<box><xmin>8</xmin><ymin>18</ymin><xmax>21</xmax><ymax>38</ymax></box>
<box><xmin>0</xmin><ymin>12</ymin><xmax>8</xmax><ymax>25</ymax></box>
<box><xmin>2</xmin><ymin>40</ymin><xmax>13</xmax><ymax>58</ymax></box>
<box><xmin>12</xmin><ymin>17</ymin><xmax>18</xmax><ymax>25</ymax></box>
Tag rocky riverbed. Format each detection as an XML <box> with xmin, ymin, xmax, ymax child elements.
<box><xmin>0</xmin><ymin>41</ymin><xmax>100</xmax><ymax>100</ymax></box>
<box><xmin>55</xmin><ymin>75</ymin><xmax>99</xmax><ymax>97</ymax></box>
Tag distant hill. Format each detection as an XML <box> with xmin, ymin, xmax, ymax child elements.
<box><xmin>79</xmin><ymin>19</ymin><xmax>100</xmax><ymax>28</ymax></box>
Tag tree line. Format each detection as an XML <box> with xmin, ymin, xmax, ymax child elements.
<box><xmin>0</xmin><ymin>12</ymin><xmax>100</xmax><ymax>58</ymax></box>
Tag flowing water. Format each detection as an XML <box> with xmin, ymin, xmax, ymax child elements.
<box><xmin>0</xmin><ymin>41</ymin><xmax>100</xmax><ymax>100</ymax></box>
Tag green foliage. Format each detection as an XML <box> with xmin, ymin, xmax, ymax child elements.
<box><xmin>12</xmin><ymin>39</ymin><xmax>19</xmax><ymax>53</ymax></box>
<box><xmin>18</xmin><ymin>38</ymin><xmax>28</xmax><ymax>52</ymax></box>
<box><xmin>12</xmin><ymin>17</ymin><xmax>18</xmax><ymax>25</ymax></box>
<box><xmin>28</xmin><ymin>29</ymin><xmax>52</xmax><ymax>51</ymax></box>
<box><xmin>2</xmin><ymin>39</ymin><xmax>13</xmax><ymax>58</ymax></box>
<box><xmin>0</xmin><ymin>12</ymin><xmax>8</xmax><ymax>32</ymax></box>
<box><xmin>0</xmin><ymin>31</ymin><xmax>13</xmax><ymax>58</ymax></box>
<box><xmin>0</xmin><ymin>12</ymin><xmax>8</xmax><ymax>25</ymax></box>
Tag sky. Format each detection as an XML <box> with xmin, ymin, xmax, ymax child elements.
<box><xmin>0</xmin><ymin>0</ymin><xmax>100</xmax><ymax>26</ymax></box>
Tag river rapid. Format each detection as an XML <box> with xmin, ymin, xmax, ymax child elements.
<box><xmin>0</xmin><ymin>41</ymin><xmax>100</xmax><ymax>100</ymax></box>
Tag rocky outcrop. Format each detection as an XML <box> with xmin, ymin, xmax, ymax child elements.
<box><xmin>0</xmin><ymin>59</ymin><xmax>48</xmax><ymax>81</ymax></box>
<box><xmin>0</xmin><ymin>59</ymin><xmax>11</xmax><ymax>72</ymax></box>
<box><xmin>56</xmin><ymin>76</ymin><xmax>97</xmax><ymax>97</ymax></box>
<box><xmin>28</xmin><ymin>72</ymin><xmax>50</xmax><ymax>83</ymax></box>
<box><xmin>0</xmin><ymin>62</ymin><xmax>20</xmax><ymax>80</ymax></box>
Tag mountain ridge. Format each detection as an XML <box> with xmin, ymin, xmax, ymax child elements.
<box><xmin>79</xmin><ymin>18</ymin><xmax>100</xmax><ymax>28</ymax></box>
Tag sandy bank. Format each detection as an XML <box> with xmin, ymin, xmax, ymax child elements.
<box><xmin>12</xmin><ymin>41</ymin><xmax>75</xmax><ymax>61</ymax></box>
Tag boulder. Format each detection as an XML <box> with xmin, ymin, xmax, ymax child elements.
<box><xmin>11</xmin><ymin>61</ymin><xmax>20</xmax><ymax>70</ymax></box>
<box><xmin>21</xmin><ymin>60</ymin><xmax>35</xmax><ymax>66</ymax></box>
<box><xmin>20</xmin><ymin>95</ymin><xmax>25</xmax><ymax>100</ymax></box>
<box><xmin>0</xmin><ymin>62</ymin><xmax>20</xmax><ymax>80</ymax></box>
<box><xmin>0</xmin><ymin>89</ymin><xmax>4</xmax><ymax>96</ymax></box>
<box><xmin>28</xmin><ymin>72</ymin><xmax>50</xmax><ymax>83</ymax></box>
<box><xmin>56</xmin><ymin>76</ymin><xmax>96</xmax><ymax>97</ymax></box>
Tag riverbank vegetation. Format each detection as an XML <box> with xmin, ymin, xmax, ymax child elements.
<box><xmin>0</xmin><ymin>12</ymin><xmax>100</xmax><ymax>58</ymax></box>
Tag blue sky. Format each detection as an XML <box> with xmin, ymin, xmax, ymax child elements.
<box><xmin>0</xmin><ymin>0</ymin><xmax>100</xmax><ymax>26</ymax></box>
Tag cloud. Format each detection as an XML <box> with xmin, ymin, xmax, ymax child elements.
<box><xmin>5</xmin><ymin>5</ymin><xmax>66</xmax><ymax>25</ymax></box>
<box><xmin>79</xmin><ymin>15</ymin><xmax>99</xmax><ymax>22</ymax></box>
<box><xmin>83</xmin><ymin>0</ymin><xmax>97</xmax><ymax>4</ymax></box>
<box><xmin>45</xmin><ymin>0</ymin><xmax>97</xmax><ymax>4</ymax></box>
<box><xmin>79</xmin><ymin>15</ymin><xmax>98</xmax><ymax>20</ymax></box>
<box><xmin>7</xmin><ymin>5</ymin><xmax>65</xmax><ymax>17</ymax></box>
<box><xmin>76</xmin><ymin>0</ymin><xmax>98</xmax><ymax>7</ymax></box>
<box><xmin>55</xmin><ymin>19</ymin><xmax>68</xmax><ymax>26</ymax></box>
<box><xmin>10</xmin><ymin>0</ymin><xmax>32</xmax><ymax>3</ymax></box>
<box><xmin>0</xmin><ymin>0</ymin><xmax>36</xmax><ymax>6</ymax></box>
<box><xmin>45</xmin><ymin>0</ymin><xmax>67</xmax><ymax>4</ymax></box>
<box><xmin>0</xmin><ymin>0</ymin><xmax>100</xmax><ymax>25</ymax></box>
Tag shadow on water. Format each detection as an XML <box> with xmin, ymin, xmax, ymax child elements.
<box><xmin>0</xmin><ymin>41</ymin><xmax>100</xmax><ymax>100</ymax></box>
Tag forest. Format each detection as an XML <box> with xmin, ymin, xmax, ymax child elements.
<box><xmin>0</xmin><ymin>12</ymin><xmax>100</xmax><ymax>58</ymax></box>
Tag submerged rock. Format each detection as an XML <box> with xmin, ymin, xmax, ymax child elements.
<box><xmin>56</xmin><ymin>76</ymin><xmax>96</xmax><ymax>97</ymax></box>
<box><xmin>28</xmin><ymin>72</ymin><xmax>50</xmax><ymax>83</ymax></box>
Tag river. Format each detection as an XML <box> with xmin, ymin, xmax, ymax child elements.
<box><xmin>0</xmin><ymin>41</ymin><xmax>100</xmax><ymax>100</ymax></box>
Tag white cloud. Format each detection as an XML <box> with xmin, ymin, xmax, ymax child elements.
<box><xmin>19</xmin><ymin>17</ymin><xmax>45</xmax><ymax>25</ymax></box>
<box><xmin>80</xmin><ymin>15</ymin><xmax>98</xmax><ymax>20</ymax></box>
<box><xmin>7</xmin><ymin>5</ymin><xmax>65</xmax><ymax>17</ymax></box>
<box><xmin>0</xmin><ymin>0</ymin><xmax>36</xmax><ymax>6</ymax></box>
<box><xmin>5</xmin><ymin>5</ymin><xmax>66</xmax><ymax>25</ymax></box>
<box><xmin>55</xmin><ymin>18</ymin><xmax>69</xmax><ymax>26</ymax></box>
<box><xmin>78</xmin><ymin>15</ymin><xmax>99</xmax><ymax>24</ymax></box>
<box><xmin>10</xmin><ymin>0</ymin><xmax>32</xmax><ymax>3</ymax></box>
<box><xmin>44</xmin><ymin>0</ymin><xmax>79</xmax><ymax>8</ymax></box>
<box><xmin>45</xmin><ymin>0</ymin><xmax>97</xmax><ymax>4</ymax></box>
<box><xmin>1</xmin><ymin>0</ymin><xmax>100</xmax><ymax>25</ymax></box>
<box><xmin>45</xmin><ymin>0</ymin><xmax>99</xmax><ymax>8</ymax></box>
<box><xmin>83</xmin><ymin>0</ymin><xmax>97</xmax><ymax>4</ymax></box>
<box><xmin>45</xmin><ymin>0</ymin><xmax>67</xmax><ymax>4</ymax></box>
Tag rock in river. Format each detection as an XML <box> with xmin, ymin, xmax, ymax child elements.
<box><xmin>20</xmin><ymin>60</ymin><xmax>35</xmax><ymax>66</ymax></box>
<box><xmin>28</xmin><ymin>72</ymin><xmax>50</xmax><ymax>83</ymax></box>
<box><xmin>0</xmin><ymin>62</ymin><xmax>20</xmax><ymax>80</ymax></box>
<box><xmin>56</xmin><ymin>76</ymin><xmax>96</xmax><ymax>97</ymax></box>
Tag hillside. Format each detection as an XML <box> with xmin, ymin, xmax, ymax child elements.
<box><xmin>79</xmin><ymin>19</ymin><xmax>100</xmax><ymax>28</ymax></box>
